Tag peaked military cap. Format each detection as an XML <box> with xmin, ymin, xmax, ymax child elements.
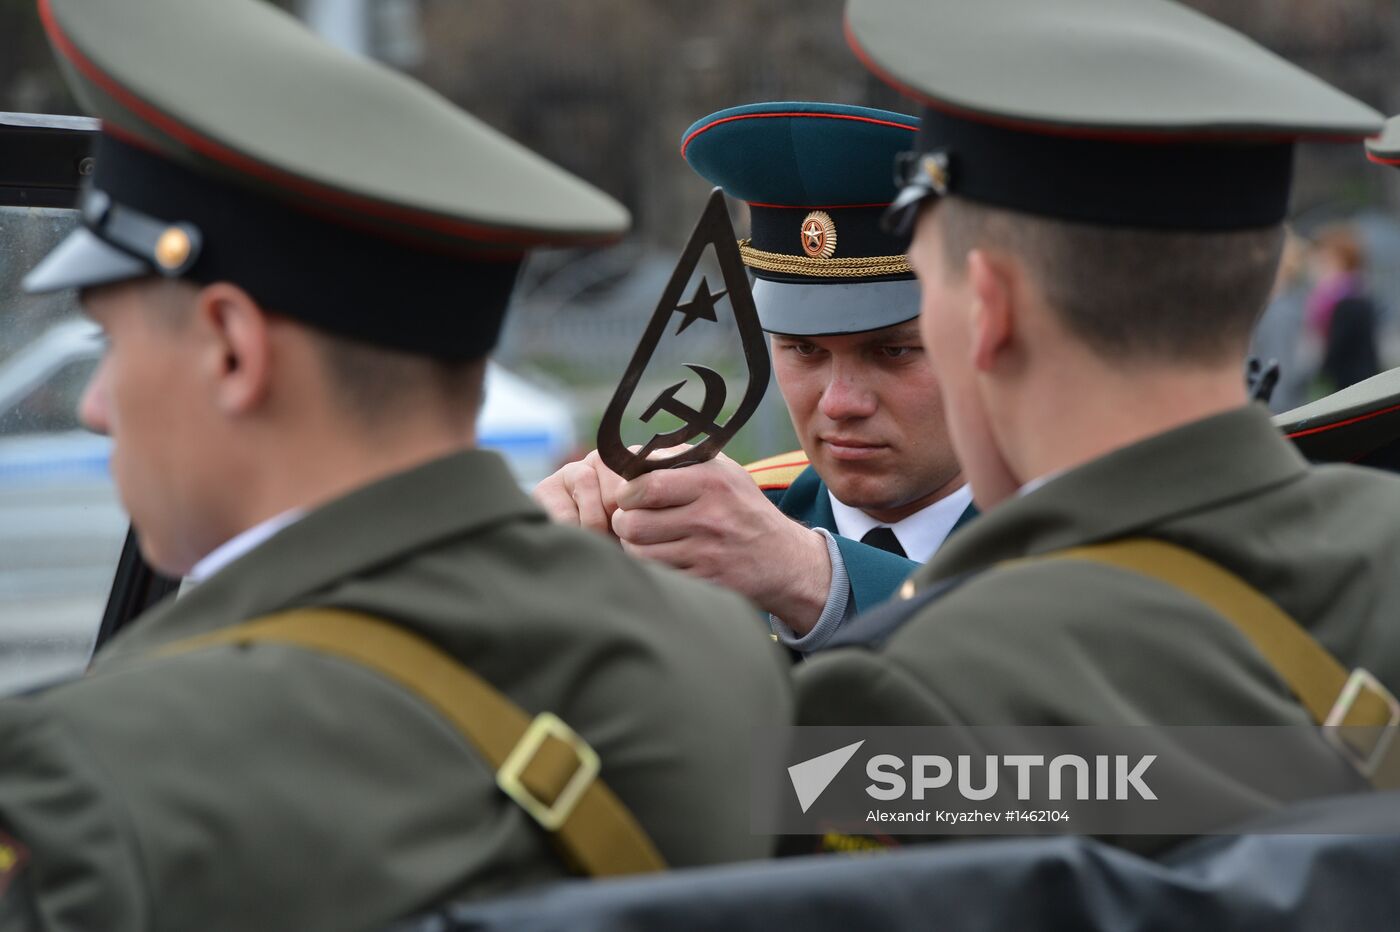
<box><xmin>1365</xmin><ymin>116</ymin><xmax>1400</xmax><ymax>167</ymax></box>
<box><xmin>844</xmin><ymin>0</ymin><xmax>1383</xmax><ymax>234</ymax></box>
<box><xmin>681</xmin><ymin>102</ymin><xmax>921</xmax><ymax>336</ymax></box>
<box><xmin>1276</xmin><ymin>369</ymin><xmax>1400</xmax><ymax>473</ymax></box>
<box><xmin>23</xmin><ymin>0</ymin><xmax>629</xmax><ymax>361</ymax></box>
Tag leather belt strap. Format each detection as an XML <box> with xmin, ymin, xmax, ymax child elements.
<box><xmin>156</xmin><ymin>608</ymin><xmax>667</xmax><ymax>876</ymax></box>
<box><xmin>1036</xmin><ymin>539</ymin><xmax>1400</xmax><ymax>789</ymax></box>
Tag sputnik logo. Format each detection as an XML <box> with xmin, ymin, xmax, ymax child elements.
<box><xmin>788</xmin><ymin>740</ymin><xmax>865</xmax><ymax>813</ymax></box>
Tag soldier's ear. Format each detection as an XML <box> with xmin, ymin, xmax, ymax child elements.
<box><xmin>191</xmin><ymin>281</ymin><xmax>273</xmax><ymax>416</ymax></box>
<box><xmin>967</xmin><ymin>249</ymin><xmax>1013</xmax><ymax>373</ymax></box>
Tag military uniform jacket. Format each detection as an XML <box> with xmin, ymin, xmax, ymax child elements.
<box><xmin>747</xmin><ymin>451</ymin><xmax>976</xmax><ymax>613</ymax></box>
<box><xmin>797</xmin><ymin>407</ymin><xmax>1400</xmax><ymax>817</ymax></box>
<box><xmin>0</xmin><ymin>450</ymin><xmax>791</xmax><ymax>932</ymax></box>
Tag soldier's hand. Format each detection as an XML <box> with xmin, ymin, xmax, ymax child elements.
<box><xmin>532</xmin><ymin>450</ymin><xmax>626</xmax><ymax>536</ymax></box>
<box><xmin>611</xmin><ymin>453</ymin><xmax>832</xmax><ymax>633</ymax></box>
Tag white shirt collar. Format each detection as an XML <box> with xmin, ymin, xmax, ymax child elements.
<box><xmin>1018</xmin><ymin>475</ymin><xmax>1052</xmax><ymax>497</ymax></box>
<box><xmin>827</xmin><ymin>484</ymin><xmax>973</xmax><ymax>564</ymax></box>
<box><xmin>1017</xmin><ymin>467</ymin><xmax>1067</xmax><ymax>499</ymax></box>
<box><xmin>187</xmin><ymin>508</ymin><xmax>306</xmax><ymax>584</ymax></box>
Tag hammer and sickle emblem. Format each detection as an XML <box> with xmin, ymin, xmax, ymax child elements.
<box><xmin>633</xmin><ymin>365</ymin><xmax>729</xmax><ymax>461</ymax></box>
<box><xmin>597</xmin><ymin>189</ymin><xmax>769</xmax><ymax>480</ymax></box>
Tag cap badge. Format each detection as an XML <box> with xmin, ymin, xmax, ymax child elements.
<box><xmin>154</xmin><ymin>226</ymin><xmax>193</xmax><ymax>272</ymax></box>
<box><xmin>923</xmin><ymin>154</ymin><xmax>950</xmax><ymax>195</ymax></box>
<box><xmin>800</xmin><ymin>211</ymin><xmax>838</xmax><ymax>260</ymax></box>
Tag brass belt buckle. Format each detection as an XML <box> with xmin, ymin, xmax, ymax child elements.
<box><xmin>497</xmin><ymin>712</ymin><xmax>601</xmax><ymax>831</ymax></box>
<box><xmin>1322</xmin><ymin>668</ymin><xmax>1400</xmax><ymax>779</ymax></box>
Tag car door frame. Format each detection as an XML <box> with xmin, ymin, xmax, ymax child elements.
<box><xmin>0</xmin><ymin>112</ymin><xmax>178</xmax><ymax>651</ymax></box>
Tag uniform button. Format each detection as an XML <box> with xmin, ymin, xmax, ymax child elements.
<box><xmin>899</xmin><ymin>580</ymin><xmax>916</xmax><ymax>600</ymax></box>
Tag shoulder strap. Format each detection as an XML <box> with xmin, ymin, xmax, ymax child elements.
<box><xmin>1039</xmin><ymin>538</ymin><xmax>1400</xmax><ymax>788</ymax></box>
<box><xmin>744</xmin><ymin>450</ymin><xmax>810</xmax><ymax>491</ymax></box>
<box><xmin>156</xmin><ymin>608</ymin><xmax>666</xmax><ymax>877</ymax></box>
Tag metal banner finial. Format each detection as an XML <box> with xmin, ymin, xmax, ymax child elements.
<box><xmin>597</xmin><ymin>188</ymin><xmax>769</xmax><ymax>480</ymax></box>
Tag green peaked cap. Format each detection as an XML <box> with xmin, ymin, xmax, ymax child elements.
<box><xmin>844</xmin><ymin>0</ymin><xmax>1383</xmax><ymax>232</ymax></box>
<box><xmin>38</xmin><ymin>0</ymin><xmax>627</xmax><ymax>247</ymax></box>
<box><xmin>24</xmin><ymin>0</ymin><xmax>629</xmax><ymax>361</ymax></box>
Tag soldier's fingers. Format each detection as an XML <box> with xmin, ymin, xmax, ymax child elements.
<box><xmin>583</xmin><ymin>448</ymin><xmax>628</xmax><ymax>483</ymax></box>
<box><xmin>618</xmin><ymin>538</ymin><xmax>697</xmax><ymax>573</ymax></box>
<box><xmin>616</xmin><ymin>466</ymin><xmax>707</xmax><ymax>511</ymax></box>
<box><xmin>578</xmin><ymin>449</ymin><xmax>627</xmax><ymax>514</ymax></box>
<box><xmin>568</xmin><ymin>464</ymin><xmax>613</xmax><ymax>534</ymax></box>
<box><xmin>531</xmin><ymin>474</ymin><xmax>583</xmax><ymax>525</ymax></box>
<box><xmin>612</xmin><ymin>503</ymin><xmax>697</xmax><ymax>546</ymax></box>
<box><xmin>593</xmin><ymin>468</ymin><xmax>626</xmax><ymax>515</ymax></box>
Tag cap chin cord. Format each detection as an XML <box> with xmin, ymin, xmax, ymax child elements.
<box><xmin>882</xmin><ymin>150</ymin><xmax>950</xmax><ymax>236</ymax></box>
<box><xmin>81</xmin><ymin>188</ymin><xmax>203</xmax><ymax>277</ymax></box>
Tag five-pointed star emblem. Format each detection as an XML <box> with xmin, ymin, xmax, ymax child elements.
<box><xmin>672</xmin><ymin>276</ymin><xmax>727</xmax><ymax>334</ymax></box>
<box><xmin>803</xmin><ymin>220</ymin><xmax>825</xmax><ymax>249</ymax></box>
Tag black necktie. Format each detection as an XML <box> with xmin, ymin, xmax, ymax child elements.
<box><xmin>860</xmin><ymin>526</ymin><xmax>906</xmax><ymax>558</ymax></box>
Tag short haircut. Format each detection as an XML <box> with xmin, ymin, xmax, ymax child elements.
<box><xmin>107</xmin><ymin>278</ymin><xmax>487</xmax><ymax>426</ymax></box>
<box><xmin>310</xmin><ymin>330</ymin><xmax>487</xmax><ymax>425</ymax></box>
<box><xmin>935</xmin><ymin>198</ymin><xmax>1285</xmax><ymax>365</ymax></box>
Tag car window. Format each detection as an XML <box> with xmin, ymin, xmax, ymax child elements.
<box><xmin>0</xmin><ymin>206</ymin><xmax>127</xmax><ymax>696</ymax></box>
<box><xmin>0</xmin><ymin>355</ymin><xmax>98</xmax><ymax>436</ymax></box>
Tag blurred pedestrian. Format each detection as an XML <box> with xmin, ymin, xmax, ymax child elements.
<box><xmin>1308</xmin><ymin>224</ymin><xmax>1381</xmax><ymax>391</ymax></box>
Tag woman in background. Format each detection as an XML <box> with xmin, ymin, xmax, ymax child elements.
<box><xmin>1308</xmin><ymin>224</ymin><xmax>1381</xmax><ymax>392</ymax></box>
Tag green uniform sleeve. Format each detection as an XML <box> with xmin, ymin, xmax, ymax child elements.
<box><xmin>0</xmin><ymin>701</ymin><xmax>148</xmax><ymax>932</ymax></box>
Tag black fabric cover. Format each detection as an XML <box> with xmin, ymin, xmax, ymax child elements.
<box><xmin>388</xmin><ymin>792</ymin><xmax>1400</xmax><ymax>932</ymax></box>
<box><xmin>87</xmin><ymin>135</ymin><xmax>523</xmax><ymax>361</ymax></box>
<box><xmin>914</xmin><ymin>107</ymin><xmax>1295</xmax><ymax>232</ymax></box>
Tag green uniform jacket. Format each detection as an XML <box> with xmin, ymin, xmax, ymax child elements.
<box><xmin>753</xmin><ymin>455</ymin><xmax>976</xmax><ymax>613</ymax></box>
<box><xmin>0</xmin><ymin>450</ymin><xmax>792</xmax><ymax>932</ymax></box>
<box><xmin>797</xmin><ymin>407</ymin><xmax>1400</xmax><ymax>820</ymax></box>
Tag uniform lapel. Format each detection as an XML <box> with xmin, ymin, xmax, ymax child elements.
<box><xmin>773</xmin><ymin>465</ymin><xmax>837</xmax><ymax>533</ymax></box>
<box><xmin>948</xmin><ymin>501</ymin><xmax>979</xmax><ymax>537</ymax></box>
<box><xmin>918</xmin><ymin>405</ymin><xmax>1309</xmax><ymax>584</ymax></box>
<box><xmin>93</xmin><ymin>449</ymin><xmax>542</xmax><ymax>667</ymax></box>
<box><xmin>807</xmin><ymin>473</ymin><xmax>838</xmax><ymax>533</ymax></box>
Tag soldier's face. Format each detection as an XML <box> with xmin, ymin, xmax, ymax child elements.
<box><xmin>770</xmin><ymin>322</ymin><xmax>962</xmax><ymax>524</ymax></box>
<box><xmin>907</xmin><ymin>209</ymin><xmax>1019</xmax><ymax>509</ymax></box>
<box><xmin>78</xmin><ymin>280</ymin><xmax>222</xmax><ymax>576</ymax></box>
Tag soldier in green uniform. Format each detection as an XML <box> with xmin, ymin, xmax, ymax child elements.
<box><xmin>0</xmin><ymin>0</ymin><xmax>791</xmax><ymax>929</ymax></box>
<box><xmin>796</xmin><ymin>0</ymin><xmax>1400</xmax><ymax>827</ymax></box>
<box><xmin>536</xmin><ymin>102</ymin><xmax>973</xmax><ymax>652</ymax></box>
